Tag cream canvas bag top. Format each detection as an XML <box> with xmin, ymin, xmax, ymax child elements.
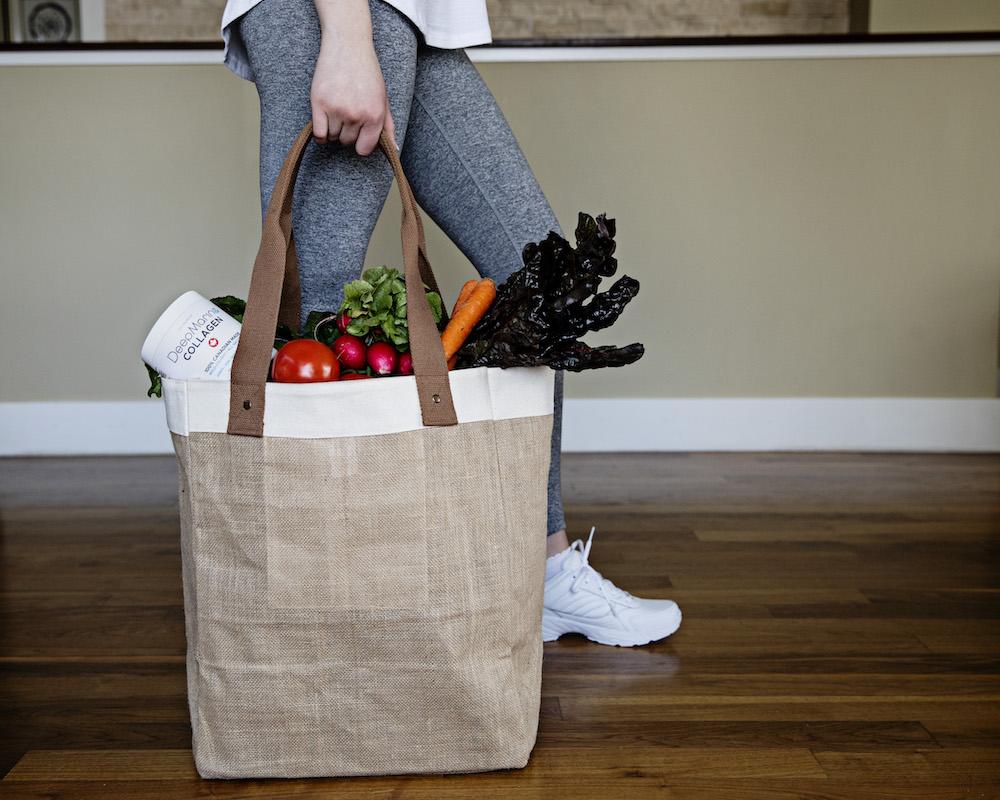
<box><xmin>164</xmin><ymin>124</ymin><xmax>553</xmax><ymax>778</ymax></box>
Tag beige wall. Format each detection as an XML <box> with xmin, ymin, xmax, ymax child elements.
<box><xmin>1</xmin><ymin>56</ymin><xmax>998</xmax><ymax>402</ymax></box>
<box><xmin>870</xmin><ymin>0</ymin><xmax>1000</xmax><ymax>32</ymax></box>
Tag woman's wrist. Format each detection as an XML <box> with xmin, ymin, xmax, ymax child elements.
<box><xmin>315</xmin><ymin>0</ymin><xmax>373</xmax><ymax>48</ymax></box>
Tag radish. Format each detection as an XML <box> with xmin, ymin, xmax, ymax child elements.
<box><xmin>367</xmin><ymin>342</ymin><xmax>398</xmax><ymax>376</ymax></box>
<box><xmin>397</xmin><ymin>352</ymin><xmax>413</xmax><ymax>375</ymax></box>
<box><xmin>336</xmin><ymin>311</ymin><xmax>352</xmax><ymax>334</ymax></box>
<box><xmin>333</xmin><ymin>334</ymin><xmax>366</xmax><ymax>371</ymax></box>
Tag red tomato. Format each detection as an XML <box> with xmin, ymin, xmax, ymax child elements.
<box><xmin>272</xmin><ymin>340</ymin><xmax>340</xmax><ymax>383</ymax></box>
<box><xmin>340</xmin><ymin>373</ymin><xmax>372</xmax><ymax>381</ymax></box>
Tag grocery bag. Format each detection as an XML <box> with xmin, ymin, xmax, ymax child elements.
<box><xmin>163</xmin><ymin>124</ymin><xmax>553</xmax><ymax>778</ymax></box>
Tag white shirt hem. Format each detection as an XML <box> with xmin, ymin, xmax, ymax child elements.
<box><xmin>220</xmin><ymin>0</ymin><xmax>492</xmax><ymax>82</ymax></box>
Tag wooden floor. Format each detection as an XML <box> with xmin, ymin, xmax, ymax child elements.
<box><xmin>1</xmin><ymin>452</ymin><xmax>998</xmax><ymax>798</ymax></box>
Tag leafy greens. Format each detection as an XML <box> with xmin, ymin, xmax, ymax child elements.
<box><xmin>457</xmin><ymin>213</ymin><xmax>644</xmax><ymax>371</ymax></box>
<box><xmin>336</xmin><ymin>266</ymin><xmax>442</xmax><ymax>349</ymax></box>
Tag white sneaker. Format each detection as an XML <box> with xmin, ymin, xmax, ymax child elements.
<box><xmin>542</xmin><ymin>527</ymin><xmax>682</xmax><ymax>647</ymax></box>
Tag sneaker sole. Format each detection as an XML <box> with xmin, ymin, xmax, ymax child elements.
<box><xmin>541</xmin><ymin>605</ymin><xmax>682</xmax><ymax>647</ymax></box>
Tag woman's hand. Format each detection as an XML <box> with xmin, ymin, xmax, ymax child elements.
<box><xmin>311</xmin><ymin>0</ymin><xmax>395</xmax><ymax>156</ymax></box>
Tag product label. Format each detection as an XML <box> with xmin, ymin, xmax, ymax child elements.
<box><xmin>203</xmin><ymin>330</ymin><xmax>241</xmax><ymax>377</ymax></box>
<box><xmin>166</xmin><ymin>308</ymin><xmax>226</xmax><ymax>364</ymax></box>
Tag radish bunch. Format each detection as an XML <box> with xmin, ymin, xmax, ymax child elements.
<box><xmin>307</xmin><ymin>310</ymin><xmax>414</xmax><ymax>380</ymax></box>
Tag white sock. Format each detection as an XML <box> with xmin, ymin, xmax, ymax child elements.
<box><xmin>545</xmin><ymin>546</ymin><xmax>572</xmax><ymax>579</ymax></box>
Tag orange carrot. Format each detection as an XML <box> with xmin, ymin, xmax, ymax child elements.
<box><xmin>446</xmin><ymin>280</ymin><xmax>479</xmax><ymax>370</ymax></box>
<box><xmin>452</xmin><ymin>279</ymin><xmax>479</xmax><ymax>316</ymax></box>
<box><xmin>441</xmin><ymin>278</ymin><xmax>496</xmax><ymax>360</ymax></box>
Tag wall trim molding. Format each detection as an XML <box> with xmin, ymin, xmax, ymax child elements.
<box><xmin>559</xmin><ymin>398</ymin><xmax>1000</xmax><ymax>452</ymax></box>
<box><xmin>1</xmin><ymin>398</ymin><xmax>997</xmax><ymax>456</ymax></box>
<box><xmin>1</xmin><ymin>40</ymin><xmax>999</xmax><ymax>67</ymax></box>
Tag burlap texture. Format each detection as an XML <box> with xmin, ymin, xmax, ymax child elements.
<box><xmin>172</xmin><ymin>413</ymin><xmax>552</xmax><ymax>778</ymax></box>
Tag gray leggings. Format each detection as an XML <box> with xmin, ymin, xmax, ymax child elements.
<box><xmin>240</xmin><ymin>0</ymin><xmax>565</xmax><ymax>536</ymax></box>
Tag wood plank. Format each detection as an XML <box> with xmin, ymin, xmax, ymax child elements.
<box><xmin>2</xmin><ymin>780</ymin><xmax>996</xmax><ymax>800</ymax></box>
<box><xmin>3</xmin><ymin>746</ymin><xmax>825</xmax><ymax>781</ymax></box>
<box><xmin>814</xmin><ymin>747</ymin><xmax>1000</xmax><ymax>784</ymax></box>
<box><xmin>5</xmin><ymin>750</ymin><xmax>197</xmax><ymax>781</ymax></box>
<box><xmin>533</xmin><ymin>720</ymin><xmax>937</xmax><ymax>750</ymax></box>
<box><xmin>554</xmin><ymin>699</ymin><xmax>1000</xmax><ymax>724</ymax></box>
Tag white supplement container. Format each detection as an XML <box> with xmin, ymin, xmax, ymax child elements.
<box><xmin>141</xmin><ymin>291</ymin><xmax>247</xmax><ymax>381</ymax></box>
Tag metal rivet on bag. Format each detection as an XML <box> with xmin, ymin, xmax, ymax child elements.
<box><xmin>432</xmin><ymin>394</ymin><xmax>441</xmax><ymax>404</ymax></box>
<box><xmin>243</xmin><ymin>400</ymin><xmax>252</xmax><ymax>410</ymax></box>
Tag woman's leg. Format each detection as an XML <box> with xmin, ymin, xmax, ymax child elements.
<box><xmin>398</xmin><ymin>47</ymin><xmax>567</xmax><ymax>540</ymax></box>
<box><xmin>241</xmin><ymin>0</ymin><xmax>567</xmax><ymax>540</ymax></box>
<box><xmin>398</xmin><ymin>46</ymin><xmax>680</xmax><ymax>647</ymax></box>
<box><xmin>240</xmin><ymin>0</ymin><xmax>419</xmax><ymax>315</ymax></box>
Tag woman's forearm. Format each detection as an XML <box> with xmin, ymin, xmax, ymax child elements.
<box><xmin>310</xmin><ymin>0</ymin><xmax>395</xmax><ymax>155</ymax></box>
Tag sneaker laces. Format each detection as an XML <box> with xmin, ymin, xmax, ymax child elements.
<box><xmin>566</xmin><ymin>527</ymin><xmax>638</xmax><ymax>616</ymax></box>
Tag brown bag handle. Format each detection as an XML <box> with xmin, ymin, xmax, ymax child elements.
<box><xmin>227</xmin><ymin>123</ymin><xmax>458</xmax><ymax>436</ymax></box>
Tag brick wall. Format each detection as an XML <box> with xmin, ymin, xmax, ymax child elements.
<box><xmin>104</xmin><ymin>0</ymin><xmax>226</xmax><ymax>41</ymax></box>
<box><xmin>489</xmin><ymin>1</ymin><xmax>849</xmax><ymax>38</ymax></box>
<box><xmin>104</xmin><ymin>0</ymin><xmax>849</xmax><ymax>41</ymax></box>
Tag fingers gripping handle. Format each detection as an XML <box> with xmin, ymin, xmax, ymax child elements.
<box><xmin>227</xmin><ymin>124</ymin><xmax>457</xmax><ymax>436</ymax></box>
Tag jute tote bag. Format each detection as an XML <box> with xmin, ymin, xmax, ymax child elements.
<box><xmin>162</xmin><ymin>124</ymin><xmax>553</xmax><ymax>778</ymax></box>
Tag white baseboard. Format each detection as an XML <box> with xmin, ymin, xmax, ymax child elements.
<box><xmin>559</xmin><ymin>398</ymin><xmax>1000</xmax><ymax>452</ymax></box>
<box><xmin>0</xmin><ymin>401</ymin><xmax>174</xmax><ymax>456</ymax></box>
<box><xmin>2</xmin><ymin>397</ymin><xmax>998</xmax><ymax>457</ymax></box>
